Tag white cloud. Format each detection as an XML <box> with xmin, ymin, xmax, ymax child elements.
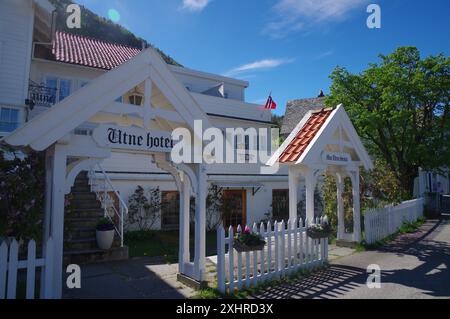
<box><xmin>265</xmin><ymin>0</ymin><xmax>370</xmax><ymax>38</ymax></box>
<box><xmin>181</xmin><ymin>0</ymin><xmax>211</xmax><ymax>12</ymax></box>
<box><xmin>224</xmin><ymin>58</ymin><xmax>295</xmax><ymax>77</ymax></box>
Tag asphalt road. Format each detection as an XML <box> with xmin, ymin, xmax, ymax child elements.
<box><xmin>251</xmin><ymin>214</ymin><xmax>450</xmax><ymax>299</ymax></box>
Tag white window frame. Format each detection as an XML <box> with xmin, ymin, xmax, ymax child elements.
<box><xmin>0</xmin><ymin>105</ymin><xmax>23</xmax><ymax>136</ymax></box>
<box><xmin>44</xmin><ymin>75</ymin><xmax>74</xmax><ymax>103</ymax></box>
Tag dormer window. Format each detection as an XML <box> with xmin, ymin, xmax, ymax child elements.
<box><xmin>128</xmin><ymin>88</ymin><xmax>143</xmax><ymax>106</ymax></box>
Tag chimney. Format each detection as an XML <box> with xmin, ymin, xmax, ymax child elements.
<box><xmin>318</xmin><ymin>90</ymin><xmax>325</xmax><ymax>98</ymax></box>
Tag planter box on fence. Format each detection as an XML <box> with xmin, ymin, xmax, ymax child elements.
<box><xmin>233</xmin><ymin>240</ymin><xmax>265</xmax><ymax>253</ymax></box>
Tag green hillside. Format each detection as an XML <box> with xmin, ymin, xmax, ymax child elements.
<box><xmin>48</xmin><ymin>0</ymin><xmax>181</xmax><ymax>66</ymax></box>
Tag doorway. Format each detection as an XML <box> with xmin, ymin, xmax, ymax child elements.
<box><xmin>222</xmin><ymin>189</ymin><xmax>247</xmax><ymax>228</ymax></box>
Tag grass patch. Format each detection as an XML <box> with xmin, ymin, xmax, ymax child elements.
<box><xmin>192</xmin><ymin>288</ymin><xmax>223</xmax><ymax>299</ymax></box>
<box><xmin>125</xmin><ymin>230</ymin><xmax>217</xmax><ymax>262</ymax></box>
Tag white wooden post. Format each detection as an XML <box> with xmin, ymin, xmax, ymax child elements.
<box><xmin>267</xmin><ymin>221</ymin><xmax>272</xmax><ymax>276</ymax></box>
<box><xmin>305</xmin><ymin>169</ymin><xmax>315</xmax><ymax>222</ymax></box>
<box><xmin>49</xmin><ymin>144</ymin><xmax>67</xmax><ymax>298</ymax></box>
<box><xmin>274</xmin><ymin>221</ymin><xmax>279</xmax><ymax>277</ymax></box>
<box><xmin>299</xmin><ymin>219</ymin><xmax>304</xmax><ymax>268</ymax></box>
<box><xmin>26</xmin><ymin>240</ymin><xmax>36</xmax><ymax>299</ymax></box>
<box><xmin>335</xmin><ymin>172</ymin><xmax>345</xmax><ymax>240</ymax></box>
<box><xmin>252</xmin><ymin>223</ymin><xmax>258</xmax><ymax>286</ymax></box>
<box><xmin>178</xmin><ymin>172</ymin><xmax>190</xmax><ymax>274</ymax></box>
<box><xmin>0</xmin><ymin>241</ymin><xmax>7</xmax><ymax>299</ymax></box>
<box><xmin>228</xmin><ymin>226</ymin><xmax>234</xmax><ymax>294</ymax></box>
<box><xmin>293</xmin><ymin>218</ymin><xmax>298</xmax><ymax>270</ymax></box>
<box><xmin>280</xmin><ymin>220</ymin><xmax>285</xmax><ymax>276</ymax></box>
<box><xmin>217</xmin><ymin>226</ymin><xmax>225</xmax><ymax>294</ymax></box>
<box><xmin>43</xmin><ymin>237</ymin><xmax>54</xmax><ymax>299</ymax></box>
<box><xmin>259</xmin><ymin>222</ymin><xmax>266</xmax><ymax>282</ymax></box>
<box><xmin>351</xmin><ymin>168</ymin><xmax>362</xmax><ymax>243</ymax></box>
<box><xmin>7</xmin><ymin>240</ymin><xmax>19</xmax><ymax>299</ymax></box>
<box><xmin>194</xmin><ymin>165</ymin><xmax>207</xmax><ymax>281</ymax></box>
<box><xmin>289</xmin><ymin>166</ymin><xmax>299</xmax><ymax>222</ymax></box>
<box><xmin>236</xmin><ymin>225</ymin><xmax>243</xmax><ymax>290</ymax></box>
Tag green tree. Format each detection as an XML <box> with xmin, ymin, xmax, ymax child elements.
<box><xmin>326</xmin><ymin>47</ymin><xmax>450</xmax><ymax>197</ymax></box>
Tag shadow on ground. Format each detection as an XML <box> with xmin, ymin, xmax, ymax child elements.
<box><xmin>63</xmin><ymin>256</ymin><xmax>195</xmax><ymax>299</ymax></box>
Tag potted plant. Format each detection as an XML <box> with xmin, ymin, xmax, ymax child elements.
<box><xmin>96</xmin><ymin>217</ymin><xmax>115</xmax><ymax>250</ymax></box>
<box><xmin>234</xmin><ymin>226</ymin><xmax>266</xmax><ymax>252</ymax></box>
<box><xmin>306</xmin><ymin>218</ymin><xmax>332</xmax><ymax>239</ymax></box>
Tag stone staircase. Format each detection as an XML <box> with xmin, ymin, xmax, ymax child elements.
<box><xmin>64</xmin><ymin>171</ymin><xmax>128</xmax><ymax>265</ymax></box>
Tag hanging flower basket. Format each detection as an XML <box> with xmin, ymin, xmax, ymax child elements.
<box><xmin>306</xmin><ymin>222</ymin><xmax>332</xmax><ymax>239</ymax></box>
<box><xmin>233</xmin><ymin>226</ymin><xmax>266</xmax><ymax>252</ymax></box>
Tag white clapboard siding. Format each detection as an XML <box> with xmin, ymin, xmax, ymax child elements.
<box><xmin>0</xmin><ymin>238</ymin><xmax>54</xmax><ymax>299</ymax></box>
<box><xmin>217</xmin><ymin>217</ymin><xmax>329</xmax><ymax>294</ymax></box>
<box><xmin>364</xmin><ymin>198</ymin><xmax>424</xmax><ymax>244</ymax></box>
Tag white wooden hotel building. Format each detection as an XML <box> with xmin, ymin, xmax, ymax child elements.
<box><xmin>0</xmin><ymin>0</ymin><xmax>293</xmax><ymax>236</ymax></box>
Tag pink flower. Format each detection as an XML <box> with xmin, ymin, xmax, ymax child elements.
<box><xmin>244</xmin><ymin>226</ymin><xmax>251</xmax><ymax>234</ymax></box>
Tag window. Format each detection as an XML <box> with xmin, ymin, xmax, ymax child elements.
<box><xmin>272</xmin><ymin>190</ymin><xmax>289</xmax><ymax>222</ymax></box>
<box><xmin>0</xmin><ymin>107</ymin><xmax>20</xmax><ymax>133</ymax></box>
<box><xmin>161</xmin><ymin>191</ymin><xmax>180</xmax><ymax>230</ymax></box>
<box><xmin>46</xmin><ymin>76</ymin><xmax>72</xmax><ymax>103</ymax></box>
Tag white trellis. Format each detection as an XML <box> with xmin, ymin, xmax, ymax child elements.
<box><xmin>216</xmin><ymin>218</ymin><xmax>329</xmax><ymax>294</ymax></box>
<box><xmin>0</xmin><ymin>238</ymin><xmax>54</xmax><ymax>299</ymax></box>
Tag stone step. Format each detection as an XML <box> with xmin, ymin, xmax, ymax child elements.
<box><xmin>71</xmin><ymin>200</ymin><xmax>102</xmax><ymax>210</ymax></box>
<box><xmin>69</xmin><ymin>192</ymin><xmax>97</xmax><ymax>201</ymax></box>
<box><xmin>66</xmin><ymin>217</ymin><xmax>100</xmax><ymax>229</ymax></box>
<box><xmin>68</xmin><ymin>208</ymin><xmax>104</xmax><ymax>219</ymax></box>
<box><xmin>67</xmin><ymin>237</ymin><xmax>97</xmax><ymax>250</ymax></box>
<box><xmin>63</xmin><ymin>246</ymin><xmax>129</xmax><ymax>265</ymax></box>
<box><xmin>67</xmin><ymin>227</ymin><xmax>96</xmax><ymax>239</ymax></box>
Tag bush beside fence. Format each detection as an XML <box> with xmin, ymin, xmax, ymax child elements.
<box><xmin>216</xmin><ymin>218</ymin><xmax>328</xmax><ymax>295</ymax></box>
<box><xmin>364</xmin><ymin>198</ymin><xmax>424</xmax><ymax>245</ymax></box>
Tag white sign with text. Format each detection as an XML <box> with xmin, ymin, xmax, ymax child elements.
<box><xmin>92</xmin><ymin>124</ymin><xmax>174</xmax><ymax>153</ymax></box>
<box><xmin>322</xmin><ymin>152</ymin><xmax>351</xmax><ymax>165</ymax></box>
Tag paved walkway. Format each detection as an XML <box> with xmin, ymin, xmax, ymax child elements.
<box><xmin>250</xmin><ymin>214</ymin><xmax>450</xmax><ymax>299</ymax></box>
<box><xmin>63</xmin><ymin>256</ymin><xmax>196</xmax><ymax>299</ymax></box>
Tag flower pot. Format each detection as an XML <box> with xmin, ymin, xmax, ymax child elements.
<box><xmin>233</xmin><ymin>240</ymin><xmax>265</xmax><ymax>253</ymax></box>
<box><xmin>96</xmin><ymin>229</ymin><xmax>115</xmax><ymax>250</ymax></box>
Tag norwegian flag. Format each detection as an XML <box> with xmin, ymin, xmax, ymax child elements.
<box><xmin>264</xmin><ymin>94</ymin><xmax>277</xmax><ymax>110</ymax></box>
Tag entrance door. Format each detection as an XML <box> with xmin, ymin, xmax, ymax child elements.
<box><xmin>222</xmin><ymin>190</ymin><xmax>247</xmax><ymax>228</ymax></box>
<box><xmin>161</xmin><ymin>191</ymin><xmax>180</xmax><ymax>230</ymax></box>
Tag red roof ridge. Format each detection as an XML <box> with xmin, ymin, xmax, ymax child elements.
<box><xmin>55</xmin><ymin>30</ymin><xmax>143</xmax><ymax>51</ymax></box>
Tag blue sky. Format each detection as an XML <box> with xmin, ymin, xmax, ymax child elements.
<box><xmin>77</xmin><ymin>0</ymin><xmax>450</xmax><ymax>116</ymax></box>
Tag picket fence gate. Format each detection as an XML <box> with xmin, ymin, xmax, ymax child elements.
<box><xmin>0</xmin><ymin>237</ymin><xmax>54</xmax><ymax>299</ymax></box>
<box><xmin>216</xmin><ymin>218</ymin><xmax>328</xmax><ymax>294</ymax></box>
<box><xmin>364</xmin><ymin>198</ymin><xmax>424</xmax><ymax>245</ymax></box>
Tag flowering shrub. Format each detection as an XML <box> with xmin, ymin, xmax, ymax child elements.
<box><xmin>0</xmin><ymin>146</ymin><xmax>44</xmax><ymax>240</ymax></box>
<box><xmin>234</xmin><ymin>226</ymin><xmax>266</xmax><ymax>249</ymax></box>
<box><xmin>306</xmin><ymin>219</ymin><xmax>332</xmax><ymax>239</ymax></box>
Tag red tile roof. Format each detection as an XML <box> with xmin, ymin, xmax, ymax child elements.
<box><xmin>52</xmin><ymin>31</ymin><xmax>142</xmax><ymax>70</ymax></box>
<box><xmin>279</xmin><ymin>109</ymin><xmax>333</xmax><ymax>163</ymax></box>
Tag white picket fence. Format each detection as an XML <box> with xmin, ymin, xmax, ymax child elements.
<box><xmin>364</xmin><ymin>198</ymin><xmax>424</xmax><ymax>245</ymax></box>
<box><xmin>216</xmin><ymin>218</ymin><xmax>328</xmax><ymax>294</ymax></box>
<box><xmin>0</xmin><ymin>237</ymin><xmax>54</xmax><ymax>299</ymax></box>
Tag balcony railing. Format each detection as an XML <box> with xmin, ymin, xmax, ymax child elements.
<box><xmin>28</xmin><ymin>81</ymin><xmax>57</xmax><ymax>107</ymax></box>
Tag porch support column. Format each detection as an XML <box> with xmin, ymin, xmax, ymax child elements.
<box><xmin>288</xmin><ymin>166</ymin><xmax>300</xmax><ymax>222</ymax></box>
<box><xmin>305</xmin><ymin>168</ymin><xmax>315</xmax><ymax>222</ymax></box>
<box><xmin>350</xmin><ymin>168</ymin><xmax>362</xmax><ymax>243</ymax></box>
<box><xmin>335</xmin><ymin>172</ymin><xmax>345</xmax><ymax>240</ymax></box>
<box><xmin>194</xmin><ymin>165</ymin><xmax>207</xmax><ymax>281</ymax></box>
<box><xmin>49</xmin><ymin>143</ymin><xmax>67</xmax><ymax>299</ymax></box>
<box><xmin>179</xmin><ymin>172</ymin><xmax>191</xmax><ymax>274</ymax></box>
